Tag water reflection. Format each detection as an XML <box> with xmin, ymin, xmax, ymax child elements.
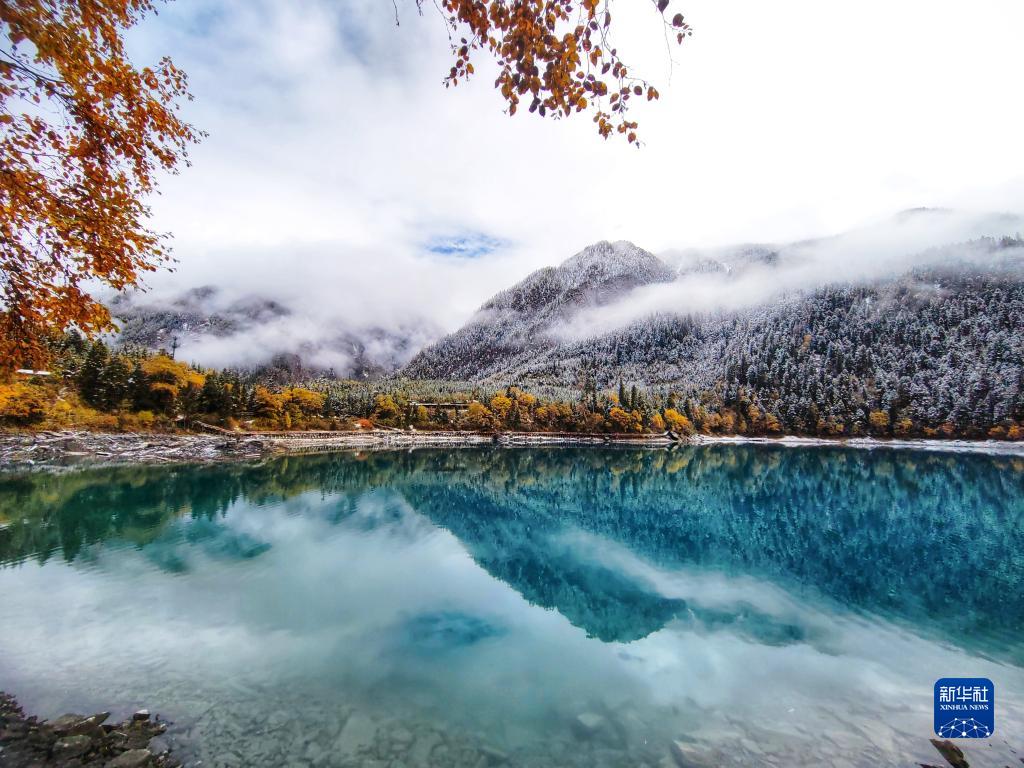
<box><xmin>0</xmin><ymin>446</ymin><xmax>1022</xmax><ymax>768</ymax></box>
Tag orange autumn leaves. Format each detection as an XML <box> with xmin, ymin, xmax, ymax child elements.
<box><xmin>437</xmin><ymin>0</ymin><xmax>691</xmax><ymax>144</ymax></box>
<box><xmin>0</xmin><ymin>0</ymin><xmax>201</xmax><ymax>366</ymax></box>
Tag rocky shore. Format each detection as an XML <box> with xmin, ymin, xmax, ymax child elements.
<box><xmin>3</xmin><ymin>428</ymin><xmax>1021</xmax><ymax>471</ymax></box>
<box><xmin>0</xmin><ymin>429</ymin><xmax>672</xmax><ymax>469</ymax></box>
<box><xmin>0</xmin><ymin>431</ymin><xmax>268</xmax><ymax>469</ymax></box>
<box><xmin>1</xmin><ymin>688</ymin><xmax>992</xmax><ymax>768</ymax></box>
<box><xmin>0</xmin><ymin>693</ymin><xmax>178</xmax><ymax>768</ymax></box>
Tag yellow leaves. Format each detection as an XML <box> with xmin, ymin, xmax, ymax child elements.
<box><xmin>0</xmin><ymin>381</ymin><xmax>48</xmax><ymax>425</ymax></box>
<box><xmin>149</xmin><ymin>381</ymin><xmax>178</xmax><ymax>397</ymax></box>
<box><xmin>489</xmin><ymin>394</ymin><xmax>513</xmax><ymax>419</ymax></box>
<box><xmin>607</xmin><ymin>406</ymin><xmax>643</xmax><ymax>433</ymax></box>
<box><xmin>253</xmin><ymin>386</ymin><xmax>285</xmax><ymax>419</ymax></box>
<box><xmin>140</xmin><ymin>355</ymin><xmax>204</xmax><ymax>402</ymax></box>
<box><xmin>0</xmin><ymin>0</ymin><xmax>200</xmax><ymax>369</ymax></box>
<box><xmin>372</xmin><ymin>393</ymin><xmax>402</xmax><ymax>422</ymax></box>
<box><xmin>439</xmin><ymin>0</ymin><xmax>686</xmax><ymax>147</ymax></box>
<box><xmin>283</xmin><ymin>387</ymin><xmax>326</xmax><ymax>417</ymax></box>
<box><xmin>663</xmin><ymin>409</ymin><xmax>695</xmax><ymax>435</ymax></box>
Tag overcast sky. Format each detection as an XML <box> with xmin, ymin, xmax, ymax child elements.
<box><xmin>122</xmin><ymin>0</ymin><xmax>1024</xmax><ymax>348</ymax></box>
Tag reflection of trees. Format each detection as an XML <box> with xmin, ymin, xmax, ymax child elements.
<box><xmin>395</xmin><ymin>447</ymin><xmax>1024</xmax><ymax>653</ymax></box>
<box><xmin>0</xmin><ymin>457</ymin><xmax>354</xmax><ymax>567</ymax></box>
<box><xmin>1</xmin><ymin>447</ymin><xmax>1022</xmax><ymax>655</ymax></box>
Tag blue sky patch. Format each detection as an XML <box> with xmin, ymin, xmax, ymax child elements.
<box><xmin>424</xmin><ymin>232</ymin><xmax>507</xmax><ymax>259</ymax></box>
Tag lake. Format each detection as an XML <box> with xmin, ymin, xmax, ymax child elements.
<box><xmin>1</xmin><ymin>445</ymin><xmax>1022</xmax><ymax>767</ymax></box>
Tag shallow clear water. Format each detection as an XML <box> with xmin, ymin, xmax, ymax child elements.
<box><xmin>1</xmin><ymin>445</ymin><xmax>1022</xmax><ymax>768</ymax></box>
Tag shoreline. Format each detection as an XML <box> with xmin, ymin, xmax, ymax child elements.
<box><xmin>0</xmin><ymin>692</ymin><xmax>180</xmax><ymax>767</ymax></box>
<box><xmin>1</xmin><ymin>428</ymin><xmax>1023</xmax><ymax>470</ymax></box>
<box><xmin>689</xmin><ymin>433</ymin><xmax>1024</xmax><ymax>456</ymax></box>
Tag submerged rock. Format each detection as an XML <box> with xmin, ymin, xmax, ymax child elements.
<box><xmin>670</xmin><ymin>739</ymin><xmax>719</xmax><ymax>768</ymax></box>
<box><xmin>332</xmin><ymin>711</ymin><xmax>377</xmax><ymax>755</ymax></box>
<box><xmin>928</xmin><ymin>738</ymin><xmax>969</xmax><ymax>768</ymax></box>
<box><xmin>407</xmin><ymin>730</ymin><xmax>442</xmax><ymax>765</ymax></box>
<box><xmin>480</xmin><ymin>745</ymin><xmax>510</xmax><ymax>764</ymax></box>
<box><xmin>107</xmin><ymin>748</ymin><xmax>153</xmax><ymax>768</ymax></box>
<box><xmin>572</xmin><ymin>712</ymin><xmax>608</xmax><ymax>739</ymax></box>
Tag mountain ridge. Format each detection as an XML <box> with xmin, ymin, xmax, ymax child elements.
<box><xmin>403</xmin><ymin>240</ymin><xmax>676</xmax><ymax>381</ymax></box>
<box><xmin>400</xmin><ymin>234</ymin><xmax>1024</xmax><ymax>436</ymax></box>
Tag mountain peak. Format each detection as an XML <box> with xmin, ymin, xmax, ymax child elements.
<box><xmin>402</xmin><ymin>240</ymin><xmax>675</xmax><ymax>381</ymax></box>
<box><xmin>559</xmin><ymin>240</ymin><xmax>672</xmax><ymax>284</ymax></box>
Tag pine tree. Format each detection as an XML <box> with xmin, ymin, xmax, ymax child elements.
<box><xmin>77</xmin><ymin>341</ymin><xmax>109</xmax><ymax>406</ymax></box>
<box><xmin>129</xmin><ymin>361</ymin><xmax>151</xmax><ymax>412</ymax></box>
<box><xmin>99</xmin><ymin>356</ymin><xmax>131</xmax><ymax>411</ymax></box>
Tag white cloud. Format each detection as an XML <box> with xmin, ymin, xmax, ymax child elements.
<box><xmin>557</xmin><ymin>209</ymin><xmax>1024</xmax><ymax>339</ymax></box>
<box><xmin>117</xmin><ymin>0</ymin><xmax>1024</xmax><ymax>367</ymax></box>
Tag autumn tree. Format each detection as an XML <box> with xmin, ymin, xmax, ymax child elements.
<box><xmin>372</xmin><ymin>394</ymin><xmax>403</xmax><ymax>425</ymax></box>
<box><xmin>139</xmin><ymin>355</ymin><xmax>204</xmax><ymax>415</ymax></box>
<box><xmin>607</xmin><ymin>405</ymin><xmax>642</xmax><ymax>433</ymax></box>
<box><xmin>0</xmin><ymin>379</ymin><xmax>46</xmax><ymax>424</ymax></box>
<box><xmin>663</xmin><ymin>407</ymin><xmax>694</xmax><ymax>436</ymax></box>
<box><xmin>283</xmin><ymin>387</ymin><xmax>326</xmax><ymax>427</ymax></box>
<box><xmin>412</xmin><ymin>404</ymin><xmax>431</xmax><ymax>426</ymax></box>
<box><xmin>868</xmin><ymin>410</ymin><xmax>890</xmax><ymax>436</ymax></box>
<box><xmin>432</xmin><ymin>0</ymin><xmax>691</xmax><ymax>144</ymax></box>
<box><xmin>0</xmin><ymin>0</ymin><xmax>200</xmax><ymax>366</ymax></box>
<box><xmin>464</xmin><ymin>401</ymin><xmax>499</xmax><ymax>431</ymax></box>
<box><xmin>253</xmin><ymin>386</ymin><xmax>285</xmax><ymax>423</ymax></box>
<box><xmin>490</xmin><ymin>393</ymin><xmax>513</xmax><ymax>421</ymax></box>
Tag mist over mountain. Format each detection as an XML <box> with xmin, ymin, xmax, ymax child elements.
<box><xmin>403</xmin><ymin>240</ymin><xmax>676</xmax><ymax>381</ymax></box>
<box><xmin>111</xmin><ymin>286</ymin><xmax>436</xmax><ymax>381</ymax></box>
<box><xmin>110</xmin><ymin>209</ymin><xmax>1024</xmax><ymax>438</ymax></box>
<box><xmin>403</xmin><ymin>218</ymin><xmax>1024</xmax><ymax>435</ymax></box>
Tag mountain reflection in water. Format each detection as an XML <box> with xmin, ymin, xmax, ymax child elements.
<box><xmin>0</xmin><ymin>445</ymin><xmax>1022</xmax><ymax>768</ymax></box>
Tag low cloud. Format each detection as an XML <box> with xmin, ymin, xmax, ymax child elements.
<box><xmin>556</xmin><ymin>208</ymin><xmax>1024</xmax><ymax>341</ymax></box>
<box><xmin>106</xmin><ymin>0</ymin><xmax>1024</xmax><ymax>371</ymax></box>
<box><xmin>117</xmin><ymin>207</ymin><xmax>1024</xmax><ymax>372</ymax></box>
<box><xmin>116</xmin><ymin>239</ymin><xmax>537</xmax><ymax>372</ymax></box>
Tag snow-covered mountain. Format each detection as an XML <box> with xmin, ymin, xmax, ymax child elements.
<box><xmin>403</xmin><ymin>240</ymin><xmax>676</xmax><ymax>380</ymax></box>
<box><xmin>402</xmin><ymin>231</ymin><xmax>1024</xmax><ymax>434</ymax></box>
<box><xmin>109</xmin><ymin>209</ymin><xmax>1024</xmax><ymax>437</ymax></box>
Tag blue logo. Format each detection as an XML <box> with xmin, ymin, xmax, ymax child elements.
<box><xmin>934</xmin><ymin>678</ymin><xmax>994</xmax><ymax>738</ymax></box>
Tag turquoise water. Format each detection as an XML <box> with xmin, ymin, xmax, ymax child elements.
<box><xmin>0</xmin><ymin>445</ymin><xmax>1022</xmax><ymax>767</ymax></box>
